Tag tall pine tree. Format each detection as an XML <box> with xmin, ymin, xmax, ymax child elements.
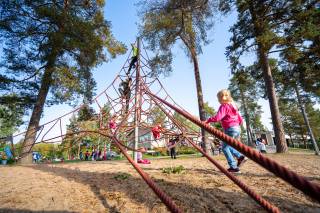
<box><xmin>223</xmin><ymin>0</ymin><xmax>292</xmax><ymax>152</ymax></box>
<box><xmin>0</xmin><ymin>0</ymin><xmax>126</xmax><ymax>162</ymax></box>
<box><xmin>138</xmin><ymin>0</ymin><xmax>218</xmax><ymax>154</ymax></box>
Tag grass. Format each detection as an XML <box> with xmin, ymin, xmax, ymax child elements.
<box><xmin>114</xmin><ymin>172</ymin><xmax>131</xmax><ymax>180</ymax></box>
<box><xmin>162</xmin><ymin>165</ymin><xmax>186</xmax><ymax>174</ymax></box>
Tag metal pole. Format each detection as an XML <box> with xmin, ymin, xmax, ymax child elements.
<box><xmin>133</xmin><ymin>37</ymin><xmax>141</xmax><ymax>162</ymax></box>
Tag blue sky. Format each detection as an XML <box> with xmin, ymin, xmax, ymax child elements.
<box><xmin>17</xmin><ymin>0</ymin><xmax>273</xmax><ymax>139</ymax></box>
<box><xmin>101</xmin><ymin>0</ymin><xmax>271</xmax><ymax>128</ymax></box>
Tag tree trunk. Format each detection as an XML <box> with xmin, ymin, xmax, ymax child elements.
<box><xmin>240</xmin><ymin>89</ymin><xmax>254</xmax><ymax>146</ymax></box>
<box><xmin>294</xmin><ymin>85</ymin><xmax>320</xmax><ymax>155</ymax></box>
<box><xmin>289</xmin><ymin>133</ymin><xmax>294</xmax><ymax>147</ymax></box>
<box><xmin>258</xmin><ymin>48</ymin><xmax>287</xmax><ymax>153</ymax></box>
<box><xmin>192</xmin><ymin>51</ymin><xmax>210</xmax><ymax>154</ymax></box>
<box><xmin>19</xmin><ymin>67</ymin><xmax>54</xmax><ymax>164</ymax></box>
<box><xmin>249</xmin><ymin>4</ymin><xmax>287</xmax><ymax>153</ymax></box>
<box><xmin>182</xmin><ymin>38</ymin><xmax>210</xmax><ymax>155</ymax></box>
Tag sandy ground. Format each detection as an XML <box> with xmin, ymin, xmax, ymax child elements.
<box><xmin>0</xmin><ymin>152</ymin><xmax>320</xmax><ymax>213</ymax></box>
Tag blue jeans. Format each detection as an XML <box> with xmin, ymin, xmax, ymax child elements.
<box><xmin>222</xmin><ymin>126</ymin><xmax>243</xmax><ymax>169</ymax></box>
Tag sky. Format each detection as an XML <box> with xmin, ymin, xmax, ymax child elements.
<box><xmin>101</xmin><ymin>0</ymin><xmax>272</xmax><ymax>129</ymax></box>
<box><xmin>15</xmin><ymin>0</ymin><xmax>274</xmax><ymax>141</ymax></box>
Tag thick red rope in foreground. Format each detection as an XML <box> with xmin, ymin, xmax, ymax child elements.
<box><xmin>147</xmin><ymin>95</ymin><xmax>279</xmax><ymax>212</ymax></box>
<box><xmin>184</xmin><ymin>137</ymin><xmax>280</xmax><ymax>213</ymax></box>
<box><xmin>112</xmin><ymin>136</ymin><xmax>183</xmax><ymax>213</ymax></box>
<box><xmin>146</xmin><ymin>91</ymin><xmax>320</xmax><ymax>203</ymax></box>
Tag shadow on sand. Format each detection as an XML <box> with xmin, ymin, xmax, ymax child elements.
<box><xmin>8</xmin><ymin>163</ymin><xmax>320</xmax><ymax>213</ymax></box>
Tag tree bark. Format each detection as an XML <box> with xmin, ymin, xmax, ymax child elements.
<box><xmin>19</xmin><ymin>67</ymin><xmax>54</xmax><ymax>164</ymax></box>
<box><xmin>258</xmin><ymin>48</ymin><xmax>287</xmax><ymax>153</ymax></box>
<box><xmin>191</xmin><ymin>49</ymin><xmax>210</xmax><ymax>154</ymax></box>
<box><xmin>181</xmin><ymin>37</ymin><xmax>211</xmax><ymax>155</ymax></box>
<box><xmin>294</xmin><ymin>85</ymin><xmax>320</xmax><ymax>155</ymax></box>
<box><xmin>249</xmin><ymin>3</ymin><xmax>287</xmax><ymax>153</ymax></box>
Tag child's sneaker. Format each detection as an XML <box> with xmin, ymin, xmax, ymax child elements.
<box><xmin>237</xmin><ymin>156</ymin><xmax>248</xmax><ymax>167</ymax></box>
<box><xmin>227</xmin><ymin>167</ymin><xmax>241</xmax><ymax>173</ymax></box>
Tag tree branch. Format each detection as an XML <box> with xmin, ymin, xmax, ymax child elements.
<box><xmin>20</xmin><ymin>65</ymin><xmax>46</xmax><ymax>82</ymax></box>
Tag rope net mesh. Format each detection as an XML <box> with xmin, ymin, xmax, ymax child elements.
<box><xmin>12</xmin><ymin>40</ymin><xmax>320</xmax><ymax>212</ymax></box>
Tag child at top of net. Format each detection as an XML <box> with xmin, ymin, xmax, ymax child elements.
<box><xmin>206</xmin><ymin>89</ymin><xmax>247</xmax><ymax>173</ymax></box>
<box><xmin>127</xmin><ymin>43</ymin><xmax>138</xmax><ymax>75</ymax></box>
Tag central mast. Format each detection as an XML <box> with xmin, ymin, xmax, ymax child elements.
<box><xmin>133</xmin><ymin>37</ymin><xmax>141</xmax><ymax>162</ymax></box>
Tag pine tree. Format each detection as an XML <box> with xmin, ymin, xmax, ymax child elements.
<box><xmin>223</xmin><ymin>0</ymin><xmax>291</xmax><ymax>152</ymax></box>
<box><xmin>0</xmin><ymin>95</ymin><xmax>24</xmax><ymax>137</ymax></box>
<box><xmin>275</xmin><ymin>60</ymin><xmax>320</xmax><ymax>155</ymax></box>
<box><xmin>0</xmin><ymin>0</ymin><xmax>126</xmax><ymax>162</ymax></box>
<box><xmin>138</xmin><ymin>0</ymin><xmax>218</xmax><ymax>154</ymax></box>
<box><xmin>280</xmin><ymin>1</ymin><xmax>320</xmax><ymax>99</ymax></box>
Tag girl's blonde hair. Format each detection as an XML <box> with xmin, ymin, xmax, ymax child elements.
<box><xmin>217</xmin><ymin>89</ymin><xmax>233</xmax><ymax>104</ymax></box>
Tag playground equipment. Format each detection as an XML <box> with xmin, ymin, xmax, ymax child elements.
<box><xmin>12</xmin><ymin>38</ymin><xmax>320</xmax><ymax>212</ymax></box>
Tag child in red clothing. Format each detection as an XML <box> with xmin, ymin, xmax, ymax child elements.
<box><xmin>108</xmin><ymin>116</ymin><xmax>117</xmax><ymax>133</ymax></box>
<box><xmin>206</xmin><ymin>89</ymin><xmax>247</xmax><ymax>173</ymax></box>
<box><xmin>152</xmin><ymin>123</ymin><xmax>162</xmax><ymax>140</ymax></box>
<box><xmin>137</xmin><ymin>147</ymin><xmax>151</xmax><ymax>164</ymax></box>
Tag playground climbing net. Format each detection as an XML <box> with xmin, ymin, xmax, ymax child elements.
<box><xmin>12</xmin><ymin>39</ymin><xmax>320</xmax><ymax>213</ymax></box>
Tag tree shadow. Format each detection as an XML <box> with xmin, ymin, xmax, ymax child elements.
<box><xmin>0</xmin><ymin>209</ymin><xmax>74</xmax><ymax>213</ymax></box>
<box><xmin>240</xmin><ymin>171</ymin><xmax>320</xmax><ymax>182</ymax></box>
<box><xmin>24</xmin><ymin>163</ymin><xmax>320</xmax><ymax>213</ymax></box>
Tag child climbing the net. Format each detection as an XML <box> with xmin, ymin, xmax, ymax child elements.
<box><xmin>137</xmin><ymin>147</ymin><xmax>151</xmax><ymax>164</ymax></box>
<box><xmin>151</xmin><ymin>123</ymin><xmax>162</xmax><ymax>140</ymax></box>
<box><xmin>127</xmin><ymin>43</ymin><xmax>138</xmax><ymax>75</ymax></box>
<box><xmin>206</xmin><ymin>89</ymin><xmax>248</xmax><ymax>173</ymax></box>
<box><xmin>108</xmin><ymin>115</ymin><xmax>117</xmax><ymax>133</ymax></box>
<box><xmin>118</xmin><ymin>77</ymin><xmax>132</xmax><ymax>114</ymax></box>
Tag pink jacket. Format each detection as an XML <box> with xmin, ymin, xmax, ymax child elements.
<box><xmin>206</xmin><ymin>103</ymin><xmax>243</xmax><ymax>130</ymax></box>
<box><xmin>109</xmin><ymin>120</ymin><xmax>117</xmax><ymax>129</ymax></box>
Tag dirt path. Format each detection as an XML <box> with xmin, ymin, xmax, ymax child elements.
<box><xmin>0</xmin><ymin>152</ymin><xmax>319</xmax><ymax>213</ymax></box>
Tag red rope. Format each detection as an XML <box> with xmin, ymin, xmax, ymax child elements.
<box><xmin>111</xmin><ymin>134</ymin><xmax>183</xmax><ymax>213</ymax></box>
<box><xmin>146</xmin><ymin>91</ymin><xmax>280</xmax><ymax>212</ymax></box>
<box><xmin>146</xmin><ymin>90</ymin><xmax>320</xmax><ymax>203</ymax></box>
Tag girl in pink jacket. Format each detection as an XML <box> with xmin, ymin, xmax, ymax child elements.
<box><xmin>108</xmin><ymin>116</ymin><xmax>117</xmax><ymax>133</ymax></box>
<box><xmin>206</xmin><ymin>89</ymin><xmax>247</xmax><ymax>173</ymax></box>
